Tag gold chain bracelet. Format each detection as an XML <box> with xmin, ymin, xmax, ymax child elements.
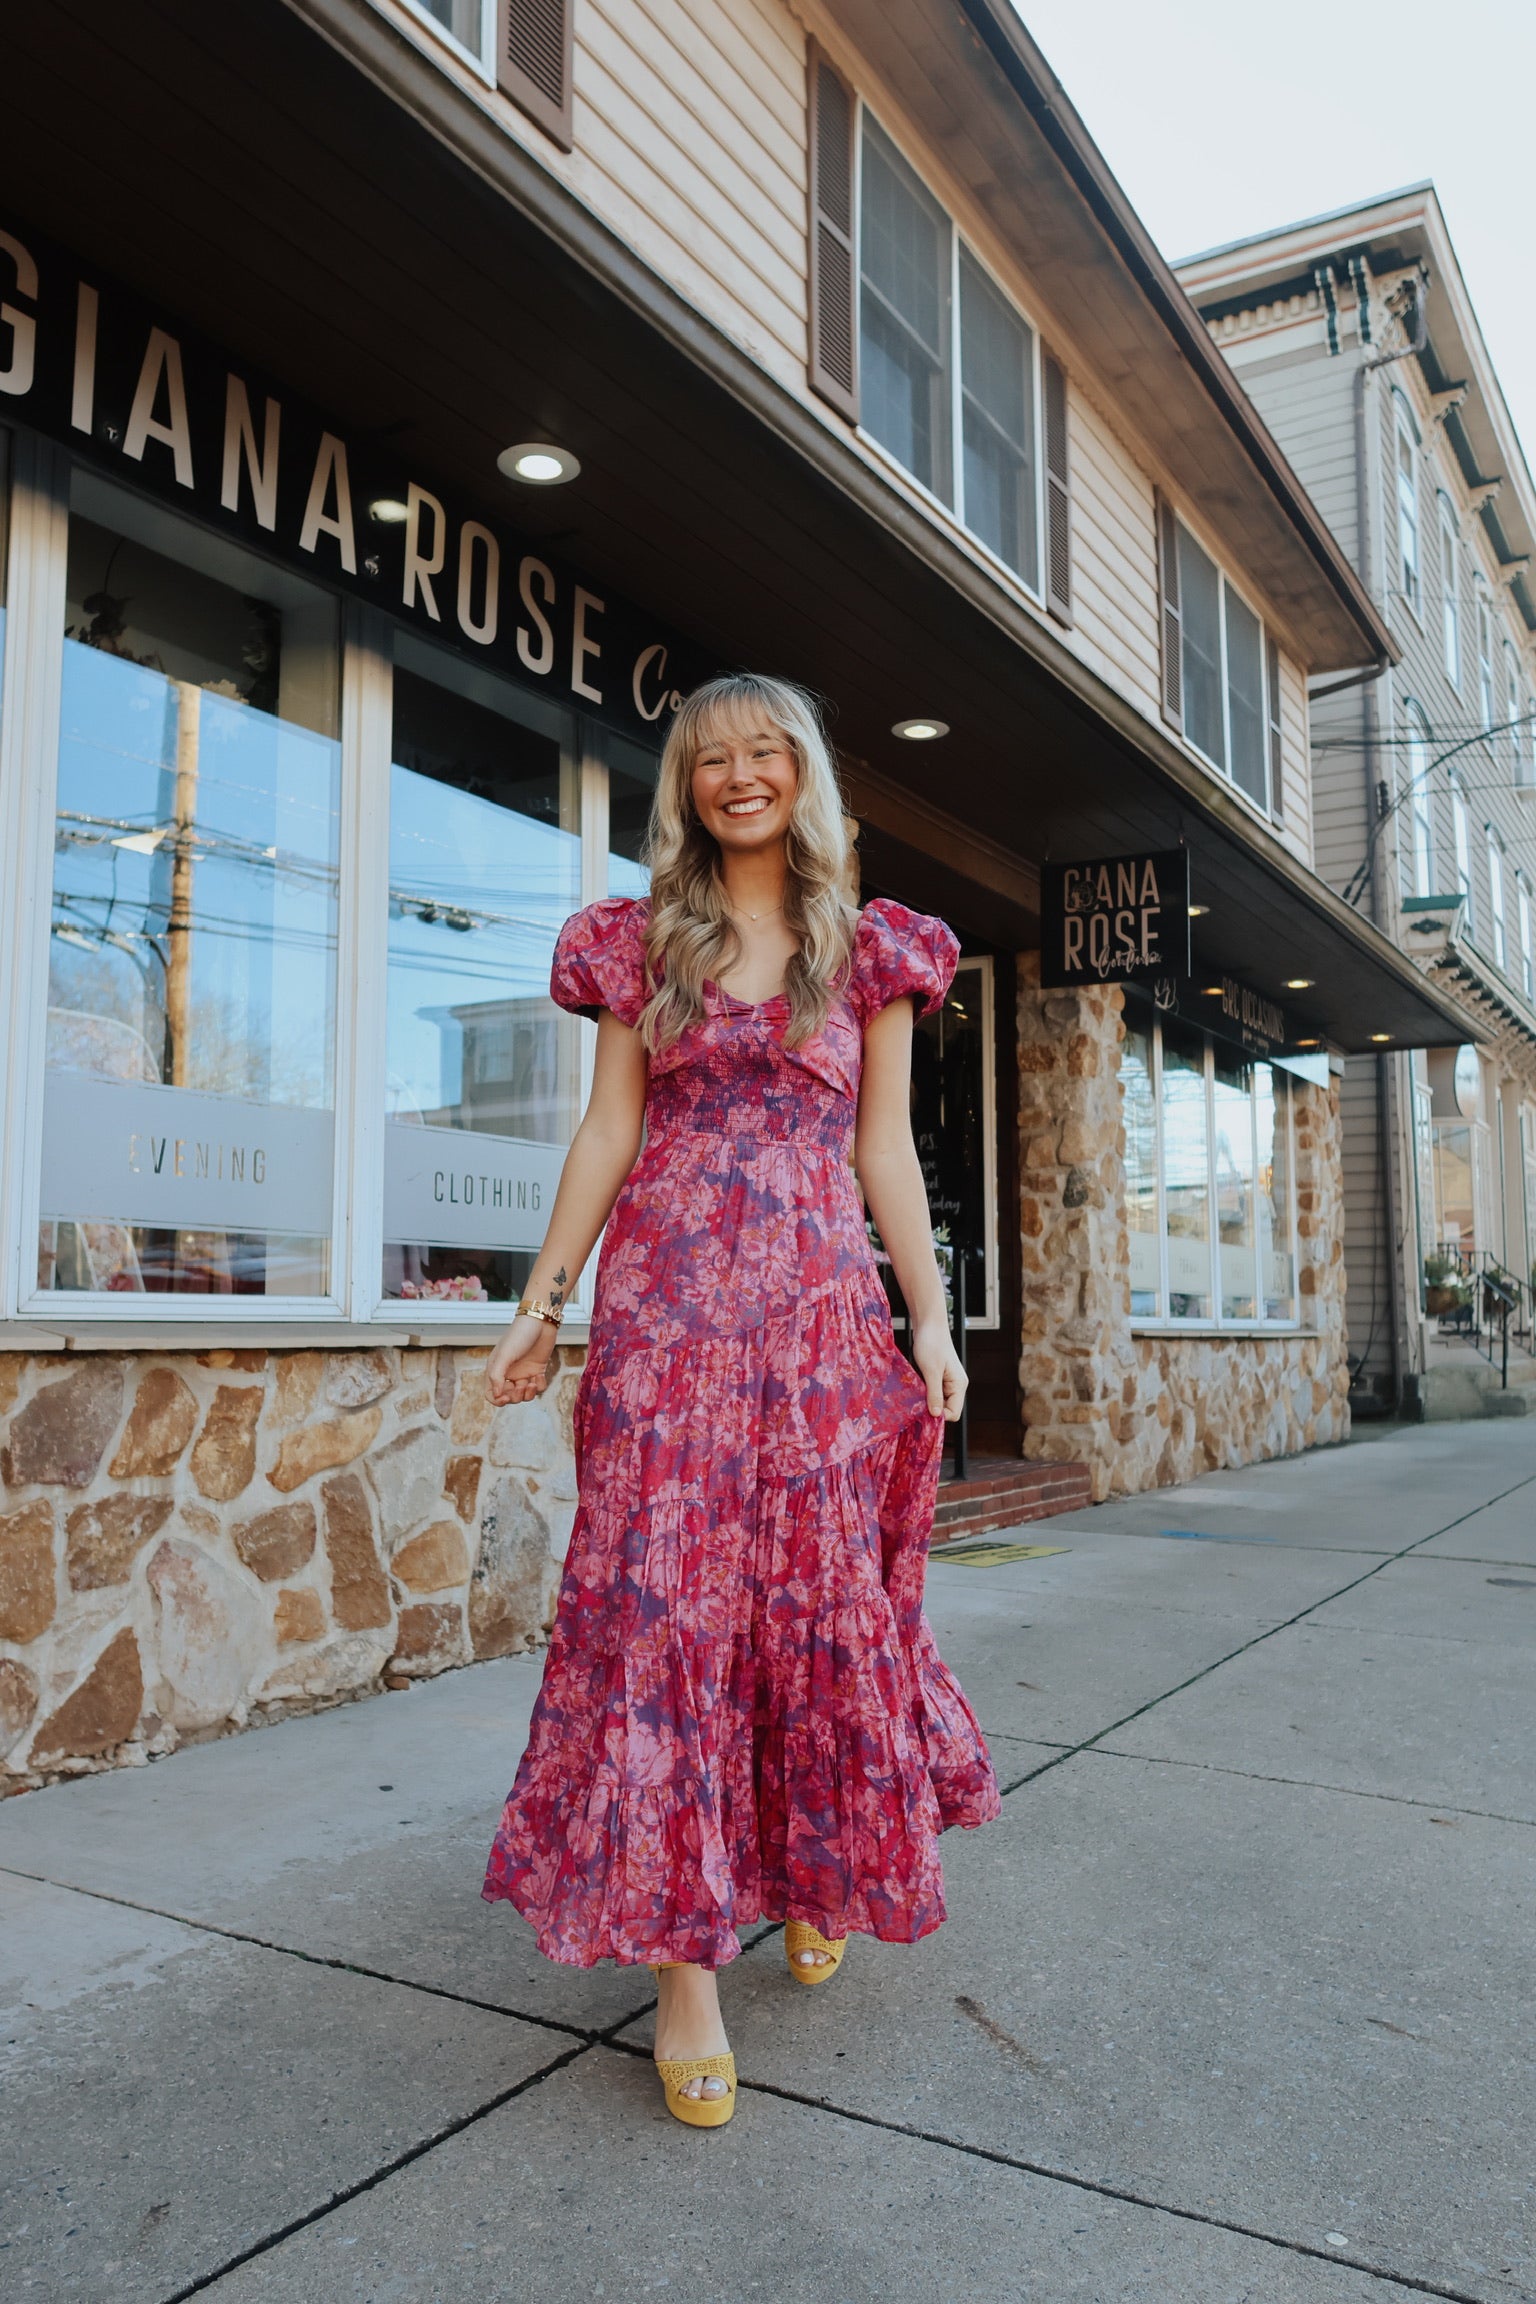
<box><xmin>515</xmin><ymin>1295</ymin><xmax>565</xmax><ymax>1328</ymax></box>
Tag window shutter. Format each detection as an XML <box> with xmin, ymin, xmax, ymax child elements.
<box><xmin>807</xmin><ymin>41</ymin><xmax>858</xmax><ymax>422</ymax></box>
<box><xmin>1042</xmin><ymin>349</ymin><xmax>1072</xmax><ymax>625</ymax></box>
<box><xmin>497</xmin><ymin>0</ymin><xmax>573</xmax><ymax>151</ymax></box>
<box><xmin>1155</xmin><ymin>489</ymin><xmax>1182</xmax><ymax>730</ymax></box>
<box><xmin>1266</xmin><ymin>633</ymin><xmax>1284</xmax><ymax>819</ymax></box>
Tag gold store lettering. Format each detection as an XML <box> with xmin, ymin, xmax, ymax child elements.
<box><xmin>128</xmin><ymin>1133</ymin><xmax>266</xmax><ymax>1183</ymax></box>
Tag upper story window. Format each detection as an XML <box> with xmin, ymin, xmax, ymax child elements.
<box><xmin>397</xmin><ymin>0</ymin><xmax>574</xmax><ymax>147</ymax></box>
<box><xmin>1393</xmin><ymin>394</ymin><xmax>1421</xmax><ymax>619</ymax></box>
<box><xmin>1451</xmin><ymin>771</ymin><xmax>1475</xmax><ymax>936</ymax></box>
<box><xmin>1476</xmin><ymin>584</ymin><xmax>1496</xmax><ymax>731</ymax></box>
<box><xmin>404</xmin><ymin>0</ymin><xmax>492</xmax><ymax>73</ymax></box>
<box><xmin>853</xmin><ymin>116</ymin><xmax>1047</xmax><ymax>597</ymax></box>
<box><xmin>1518</xmin><ymin>873</ymin><xmax>1534</xmax><ymax>1005</ymax></box>
<box><xmin>1165</xmin><ymin>516</ymin><xmax>1274</xmax><ymax>812</ymax></box>
<box><xmin>1505</xmin><ymin>642</ymin><xmax>1532</xmax><ymax>790</ymax></box>
<box><xmin>1404</xmin><ymin>704</ymin><xmax>1433</xmax><ymax>898</ymax></box>
<box><xmin>1487</xmin><ymin>826</ymin><xmax>1508</xmax><ymax>973</ymax></box>
<box><xmin>1438</xmin><ymin>498</ymin><xmax>1460</xmax><ymax>686</ymax></box>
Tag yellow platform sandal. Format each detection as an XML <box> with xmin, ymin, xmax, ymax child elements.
<box><xmin>649</xmin><ymin>1963</ymin><xmax>738</xmax><ymax>2129</ymax></box>
<box><xmin>784</xmin><ymin>1920</ymin><xmax>848</xmax><ymax>1985</ymax></box>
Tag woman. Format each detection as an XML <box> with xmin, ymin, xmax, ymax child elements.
<box><xmin>482</xmin><ymin>673</ymin><xmax>1000</xmax><ymax>2128</ymax></box>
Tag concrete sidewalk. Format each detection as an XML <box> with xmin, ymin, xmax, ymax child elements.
<box><xmin>3</xmin><ymin>1420</ymin><xmax>1533</xmax><ymax>2304</ymax></box>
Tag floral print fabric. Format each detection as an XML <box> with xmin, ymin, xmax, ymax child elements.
<box><xmin>482</xmin><ymin>897</ymin><xmax>1001</xmax><ymax>1968</ymax></box>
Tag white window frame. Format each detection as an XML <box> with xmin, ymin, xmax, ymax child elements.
<box><xmin>397</xmin><ymin>0</ymin><xmax>496</xmax><ymax>81</ymax></box>
<box><xmin>0</xmin><ymin>439</ymin><xmax>644</xmax><ymax>1338</ymax></box>
<box><xmin>1123</xmin><ymin>1014</ymin><xmax>1301</xmax><ymax>1334</ymax></box>
<box><xmin>854</xmin><ymin>108</ymin><xmax>1048</xmax><ymax>601</ymax></box>
<box><xmin>1438</xmin><ymin>497</ymin><xmax>1461</xmax><ymax>686</ymax></box>
<box><xmin>1451</xmin><ymin>771</ymin><xmax>1475</xmax><ymax>938</ymax></box>
<box><xmin>1392</xmin><ymin>392</ymin><xmax>1422</xmax><ymax>622</ymax></box>
<box><xmin>1404</xmin><ymin>701</ymin><xmax>1434</xmax><ymax>898</ymax></box>
<box><xmin>1174</xmin><ymin>517</ymin><xmax>1277</xmax><ymax>816</ymax></box>
<box><xmin>1505</xmin><ymin>642</ymin><xmax>1531</xmax><ymax>790</ymax></box>
<box><xmin>1486</xmin><ymin>825</ymin><xmax>1508</xmax><ymax>973</ymax></box>
<box><xmin>1519</xmin><ymin>873</ymin><xmax>1535</xmax><ymax>1006</ymax></box>
<box><xmin>1475</xmin><ymin>583</ymin><xmax>1496</xmax><ymax>733</ymax></box>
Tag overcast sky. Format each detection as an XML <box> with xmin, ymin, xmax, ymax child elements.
<box><xmin>1015</xmin><ymin>0</ymin><xmax>1536</xmax><ymax>480</ymax></box>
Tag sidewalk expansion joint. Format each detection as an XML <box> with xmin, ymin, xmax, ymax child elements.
<box><xmin>1075</xmin><ymin>1747</ymin><xmax>1536</xmax><ymax>1830</ymax></box>
<box><xmin>993</xmin><ymin>1467</ymin><xmax>1536</xmax><ymax>1800</ymax></box>
<box><xmin>594</xmin><ymin>2036</ymin><xmax>1493</xmax><ymax>2304</ymax></box>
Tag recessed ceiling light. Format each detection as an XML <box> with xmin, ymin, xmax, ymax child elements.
<box><xmin>1201</xmin><ymin>984</ymin><xmax>1224</xmax><ymax>995</ymax></box>
<box><xmin>1370</xmin><ymin>1032</ymin><xmax>1391</xmax><ymax>1043</ymax></box>
<box><xmin>892</xmin><ymin>718</ymin><xmax>950</xmax><ymax>741</ymax></box>
<box><xmin>1188</xmin><ymin>903</ymin><xmax>1209</xmax><ymax>917</ymax></box>
<box><xmin>1294</xmin><ymin>1037</ymin><xmax>1321</xmax><ymax>1047</ymax></box>
<box><xmin>498</xmin><ymin>442</ymin><xmax>581</xmax><ymax>486</ymax></box>
<box><xmin>368</xmin><ymin>498</ymin><xmax>410</xmax><ymax>524</ymax></box>
<box><xmin>1285</xmin><ymin>977</ymin><xmax>1315</xmax><ymax>990</ymax></box>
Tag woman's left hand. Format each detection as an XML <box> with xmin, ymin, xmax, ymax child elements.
<box><xmin>912</xmin><ymin>1317</ymin><xmax>968</xmax><ymax>1422</ymax></box>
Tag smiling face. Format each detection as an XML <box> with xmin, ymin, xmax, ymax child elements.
<box><xmin>689</xmin><ymin>717</ymin><xmax>799</xmax><ymax>855</ymax></box>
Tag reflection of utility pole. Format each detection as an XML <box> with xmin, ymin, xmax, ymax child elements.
<box><xmin>164</xmin><ymin>681</ymin><xmax>199</xmax><ymax>1086</ymax></box>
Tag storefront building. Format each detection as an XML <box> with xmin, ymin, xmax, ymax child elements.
<box><xmin>1178</xmin><ymin>189</ymin><xmax>1536</xmax><ymax>1413</ymax></box>
<box><xmin>0</xmin><ymin>0</ymin><xmax>1470</xmax><ymax>1786</ymax></box>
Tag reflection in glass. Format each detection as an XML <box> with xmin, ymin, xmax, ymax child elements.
<box><xmin>859</xmin><ymin>119</ymin><xmax>952</xmax><ymax>504</ymax></box>
<box><xmin>1224</xmin><ymin>586</ymin><xmax>1267</xmax><ymax>808</ymax></box>
<box><xmin>959</xmin><ymin>251</ymin><xmax>1038</xmax><ymax>586</ymax></box>
<box><xmin>1213</xmin><ymin>1053</ymin><xmax>1257</xmax><ymax>1319</ymax></box>
<box><xmin>1161</xmin><ymin>1023</ymin><xmax>1211</xmax><ymax>1318</ymax></box>
<box><xmin>607</xmin><ymin>733</ymin><xmax>661</xmax><ymax>898</ymax></box>
<box><xmin>1257</xmin><ymin>1065</ymin><xmax>1295</xmax><ymax>1320</ymax></box>
<box><xmin>1122</xmin><ymin>1021</ymin><xmax>1159</xmax><ymax>1316</ymax></box>
<box><xmin>40</xmin><ymin>483</ymin><xmax>338</xmax><ymax>1295</ymax></box>
<box><xmin>384</xmin><ymin>645</ymin><xmax>581</xmax><ymax>1304</ymax></box>
<box><xmin>1432</xmin><ymin>1121</ymin><xmax>1474</xmax><ymax>1247</ymax></box>
<box><xmin>1178</xmin><ymin>527</ymin><xmax>1226</xmax><ymax>770</ymax></box>
<box><xmin>909</xmin><ymin>961</ymin><xmax>989</xmax><ymax>1323</ymax></box>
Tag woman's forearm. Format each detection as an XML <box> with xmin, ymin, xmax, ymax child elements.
<box><xmin>855</xmin><ymin>1137</ymin><xmax>949</xmax><ymax>1332</ymax></box>
<box><xmin>517</xmin><ymin>1110</ymin><xmax>642</xmax><ymax>1316</ymax></box>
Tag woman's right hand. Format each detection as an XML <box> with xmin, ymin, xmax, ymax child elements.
<box><xmin>486</xmin><ymin>1315</ymin><xmax>559</xmax><ymax>1405</ymax></box>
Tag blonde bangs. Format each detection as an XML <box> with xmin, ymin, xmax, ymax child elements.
<box><xmin>638</xmin><ymin>674</ymin><xmax>858</xmax><ymax>1051</ymax></box>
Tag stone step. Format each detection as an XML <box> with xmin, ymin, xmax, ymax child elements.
<box><xmin>1421</xmin><ymin>1360</ymin><xmax>1536</xmax><ymax>1421</ymax></box>
<box><xmin>931</xmin><ymin>1457</ymin><xmax>1092</xmax><ymax>1544</ymax></box>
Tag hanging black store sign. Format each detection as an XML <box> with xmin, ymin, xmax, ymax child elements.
<box><xmin>1039</xmin><ymin>849</ymin><xmax>1191</xmax><ymax>988</ymax></box>
<box><xmin>0</xmin><ymin>212</ymin><xmax>713</xmax><ymax>742</ymax></box>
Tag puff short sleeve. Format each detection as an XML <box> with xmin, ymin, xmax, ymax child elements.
<box><xmin>850</xmin><ymin>898</ymin><xmax>959</xmax><ymax>1026</ymax></box>
<box><xmin>550</xmin><ymin>898</ymin><xmax>650</xmax><ymax>1028</ymax></box>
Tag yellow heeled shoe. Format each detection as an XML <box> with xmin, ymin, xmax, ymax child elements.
<box><xmin>649</xmin><ymin>1963</ymin><xmax>737</xmax><ymax>2128</ymax></box>
<box><xmin>784</xmin><ymin>1920</ymin><xmax>848</xmax><ymax>1985</ymax></box>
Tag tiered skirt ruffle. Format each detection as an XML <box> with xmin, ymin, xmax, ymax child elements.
<box><xmin>482</xmin><ymin>1267</ymin><xmax>1001</xmax><ymax>1969</ymax></box>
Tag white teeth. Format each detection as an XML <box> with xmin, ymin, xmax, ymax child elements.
<box><xmin>723</xmin><ymin>797</ymin><xmax>769</xmax><ymax>815</ymax></box>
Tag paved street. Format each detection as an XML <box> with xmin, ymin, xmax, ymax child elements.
<box><xmin>3</xmin><ymin>1419</ymin><xmax>1533</xmax><ymax>2304</ymax></box>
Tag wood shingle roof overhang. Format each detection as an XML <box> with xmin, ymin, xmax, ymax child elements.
<box><xmin>1</xmin><ymin>0</ymin><xmax>1470</xmax><ymax>1052</ymax></box>
<box><xmin>830</xmin><ymin>0</ymin><xmax>1396</xmax><ymax>677</ymax></box>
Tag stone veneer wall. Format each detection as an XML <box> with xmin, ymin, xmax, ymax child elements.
<box><xmin>0</xmin><ymin>1343</ymin><xmax>584</xmax><ymax>1793</ymax></box>
<box><xmin>1015</xmin><ymin>956</ymin><xmax>1349</xmax><ymax>1499</ymax></box>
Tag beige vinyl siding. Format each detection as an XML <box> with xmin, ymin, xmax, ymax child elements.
<box><xmin>1230</xmin><ymin>339</ymin><xmax>1362</xmax><ymax>570</ymax></box>
<box><xmin>1064</xmin><ymin>383</ymin><xmax>1162</xmax><ymax>718</ymax></box>
<box><xmin>1275</xmin><ymin>648</ymin><xmax>1312</xmax><ymax>859</ymax></box>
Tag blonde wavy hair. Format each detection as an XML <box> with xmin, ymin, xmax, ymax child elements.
<box><xmin>639</xmin><ymin>673</ymin><xmax>858</xmax><ymax>1051</ymax></box>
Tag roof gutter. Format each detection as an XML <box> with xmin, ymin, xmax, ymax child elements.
<box><xmin>951</xmin><ymin>0</ymin><xmax>1397</xmax><ymax>670</ymax></box>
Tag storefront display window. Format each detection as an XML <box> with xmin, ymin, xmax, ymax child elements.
<box><xmin>908</xmin><ymin>956</ymin><xmax>997</xmax><ymax>1327</ymax></box>
<box><xmin>38</xmin><ymin>474</ymin><xmax>340</xmax><ymax>1296</ymax></box>
<box><xmin>383</xmin><ymin>637</ymin><xmax>581</xmax><ymax>1305</ymax></box>
<box><xmin>607</xmin><ymin>732</ymin><xmax>661</xmax><ymax>896</ymax></box>
<box><xmin>1120</xmin><ymin>1008</ymin><xmax>1300</xmax><ymax>1330</ymax></box>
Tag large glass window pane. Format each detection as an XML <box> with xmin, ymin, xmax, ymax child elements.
<box><xmin>418</xmin><ymin>0</ymin><xmax>483</xmax><ymax>53</ymax></box>
<box><xmin>959</xmin><ymin>251</ymin><xmax>1038</xmax><ymax>586</ymax></box>
<box><xmin>1177</xmin><ymin>527</ymin><xmax>1226</xmax><ymax>769</ymax></box>
<box><xmin>1224</xmin><ymin>586</ymin><xmax>1267</xmax><ymax>808</ymax></box>
<box><xmin>383</xmin><ymin>638</ymin><xmax>581</xmax><ymax>1306</ymax></box>
<box><xmin>1257</xmin><ymin>1066</ymin><xmax>1296</xmax><ymax>1321</ymax></box>
<box><xmin>1432</xmin><ymin>1121</ymin><xmax>1474</xmax><ymax>1249</ymax></box>
<box><xmin>1212</xmin><ymin>1053</ymin><xmax>1257</xmax><ymax>1319</ymax></box>
<box><xmin>1122</xmin><ymin>1020</ymin><xmax>1160</xmax><ymax>1316</ymax></box>
<box><xmin>39</xmin><ymin>474</ymin><xmax>339</xmax><ymax>1297</ymax></box>
<box><xmin>606</xmin><ymin>732</ymin><xmax>661</xmax><ymax>898</ymax></box>
<box><xmin>859</xmin><ymin>119</ymin><xmax>952</xmax><ymax>504</ymax></box>
<box><xmin>909</xmin><ymin>958</ymin><xmax>991</xmax><ymax>1324</ymax></box>
<box><xmin>1161</xmin><ymin>1022</ymin><xmax>1212</xmax><ymax>1319</ymax></box>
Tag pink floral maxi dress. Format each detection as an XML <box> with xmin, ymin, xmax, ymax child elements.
<box><xmin>482</xmin><ymin>896</ymin><xmax>1001</xmax><ymax>1968</ymax></box>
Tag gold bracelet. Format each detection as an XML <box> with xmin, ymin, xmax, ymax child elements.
<box><xmin>515</xmin><ymin>1295</ymin><xmax>565</xmax><ymax>1328</ymax></box>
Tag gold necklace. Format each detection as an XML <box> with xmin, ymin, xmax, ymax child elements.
<box><xmin>729</xmin><ymin>901</ymin><xmax>784</xmax><ymax>923</ymax></box>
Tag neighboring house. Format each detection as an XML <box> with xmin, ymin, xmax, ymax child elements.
<box><xmin>0</xmin><ymin>2</ymin><xmax>1467</xmax><ymax>1785</ymax></box>
<box><xmin>1179</xmin><ymin>187</ymin><xmax>1536</xmax><ymax>1411</ymax></box>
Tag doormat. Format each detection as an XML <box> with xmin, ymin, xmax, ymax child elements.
<box><xmin>931</xmin><ymin>1541</ymin><xmax>1069</xmax><ymax>1567</ymax></box>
